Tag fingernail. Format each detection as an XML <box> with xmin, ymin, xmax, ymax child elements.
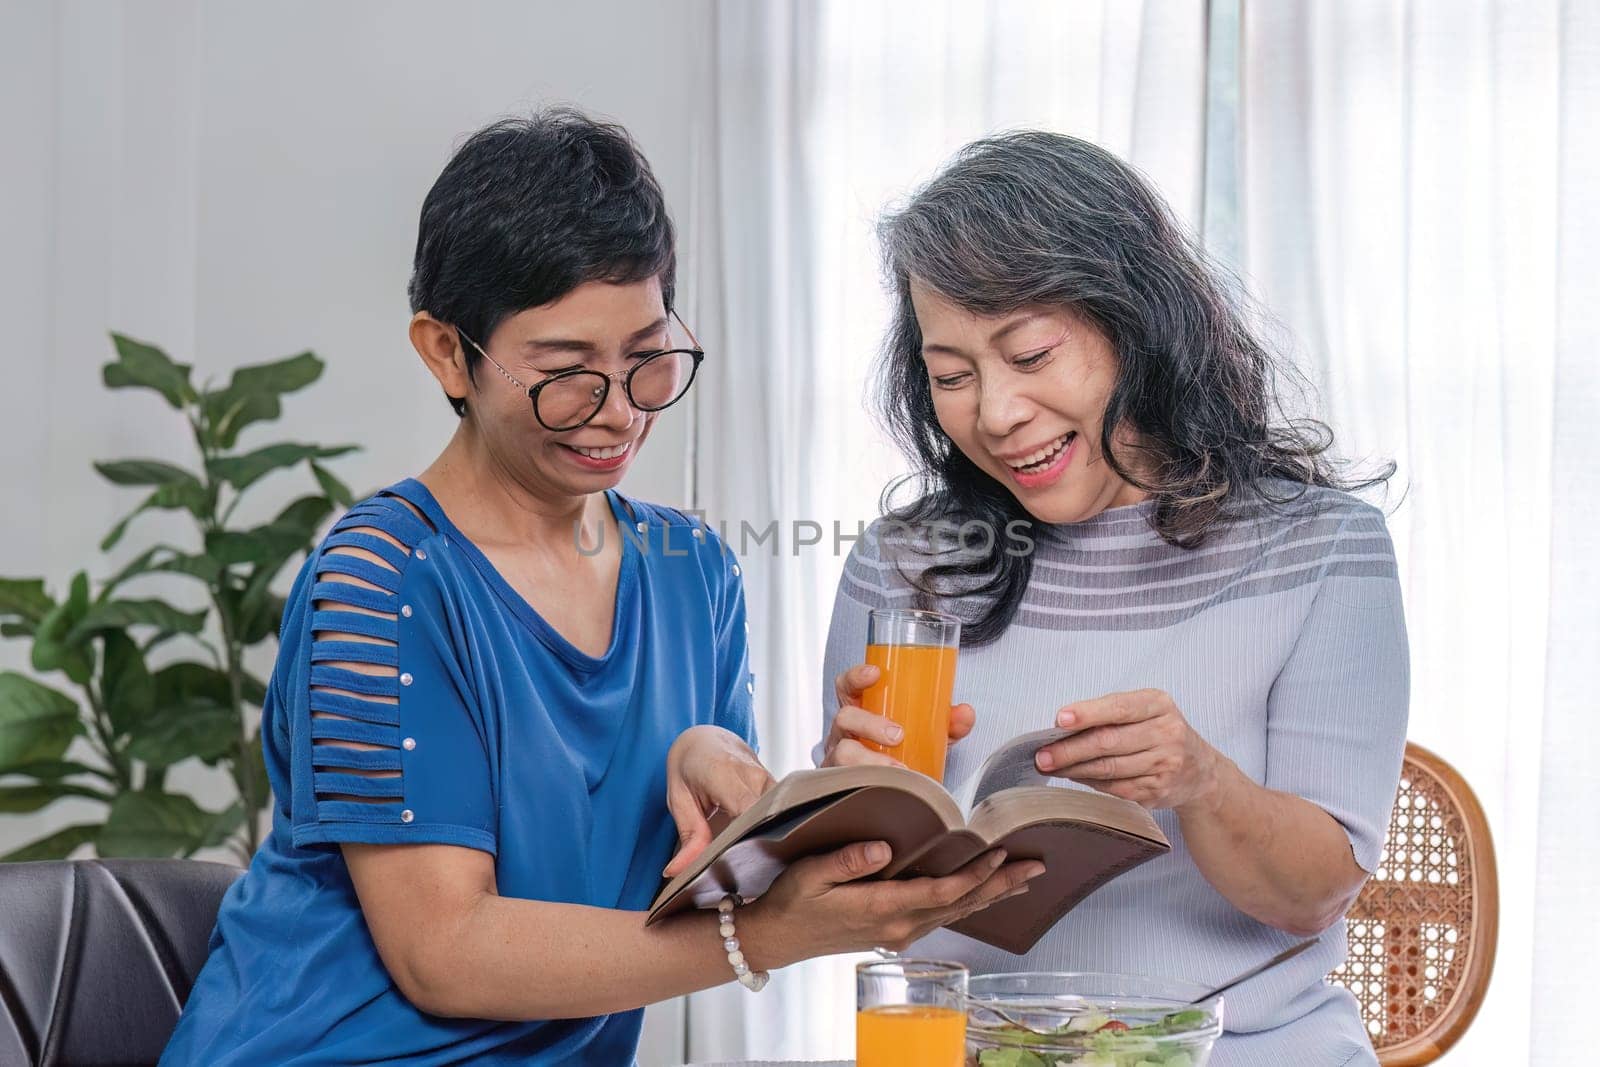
<box><xmin>1025</xmin><ymin>863</ymin><xmax>1046</xmax><ymax>880</ymax></box>
<box><xmin>887</xmin><ymin>725</ymin><xmax>904</xmax><ymax>743</ymax></box>
<box><xmin>989</xmin><ymin>849</ymin><xmax>1007</xmax><ymax>869</ymax></box>
<box><xmin>867</xmin><ymin>842</ymin><xmax>890</xmax><ymax>863</ymax></box>
<box><xmin>1057</xmin><ymin>708</ymin><xmax>1077</xmax><ymax>728</ymax></box>
<box><xmin>1036</xmin><ymin>751</ymin><xmax>1054</xmax><ymax>771</ymax></box>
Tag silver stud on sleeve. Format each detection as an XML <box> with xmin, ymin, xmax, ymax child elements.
<box><xmin>400</xmin><ymin>672</ymin><xmax>414</xmax><ymax>687</ymax></box>
<box><xmin>402</xmin><ymin>737</ymin><xmax>416</xmax><ymax>751</ymax></box>
<box><xmin>732</xmin><ymin>564</ymin><xmax>742</xmax><ymax>577</ymax></box>
<box><xmin>400</xmin><ymin>604</ymin><xmax>413</xmax><ymax>618</ymax></box>
<box><xmin>400</xmin><ymin>809</ymin><xmax>415</xmax><ymax>823</ymax></box>
<box><xmin>414</xmin><ymin>548</ymin><xmax>427</xmax><ymax>560</ymax></box>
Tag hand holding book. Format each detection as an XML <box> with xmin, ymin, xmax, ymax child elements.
<box><xmin>1033</xmin><ymin>688</ymin><xmax>1223</xmax><ymax>813</ymax></box>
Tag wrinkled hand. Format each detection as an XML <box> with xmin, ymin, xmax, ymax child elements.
<box><xmin>1034</xmin><ymin>689</ymin><xmax>1220</xmax><ymax>812</ymax></box>
<box><xmin>820</xmin><ymin>664</ymin><xmax>975</xmax><ymax>768</ymax></box>
<box><xmin>663</xmin><ymin>726</ymin><xmax>776</xmax><ymax>878</ymax></box>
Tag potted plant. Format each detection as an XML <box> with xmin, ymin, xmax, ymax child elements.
<box><xmin>0</xmin><ymin>334</ymin><xmax>357</xmax><ymax>863</ymax></box>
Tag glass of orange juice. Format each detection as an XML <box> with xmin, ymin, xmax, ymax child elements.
<box><xmin>856</xmin><ymin>958</ymin><xmax>967</xmax><ymax>1067</ymax></box>
<box><xmin>860</xmin><ymin>608</ymin><xmax>961</xmax><ymax>780</ymax></box>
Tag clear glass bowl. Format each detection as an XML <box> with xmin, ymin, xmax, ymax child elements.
<box><xmin>963</xmin><ymin>972</ymin><xmax>1224</xmax><ymax>1067</ymax></box>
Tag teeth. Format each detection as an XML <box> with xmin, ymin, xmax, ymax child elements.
<box><xmin>1006</xmin><ymin>433</ymin><xmax>1072</xmax><ymax>471</ymax></box>
<box><xmin>573</xmin><ymin>442</ymin><xmax>630</xmax><ymax>460</ymax></box>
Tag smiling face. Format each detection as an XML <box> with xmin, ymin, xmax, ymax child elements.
<box><xmin>423</xmin><ymin>277</ymin><xmax>678</xmax><ymax>503</ymax></box>
<box><xmin>911</xmin><ymin>280</ymin><xmax>1148</xmax><ymax>524</ymax></box>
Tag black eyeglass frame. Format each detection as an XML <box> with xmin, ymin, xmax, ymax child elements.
<box><xmin>455</xmin><ymin>310</ymin><xmax>705</xmax><ymax>431</ymax></box>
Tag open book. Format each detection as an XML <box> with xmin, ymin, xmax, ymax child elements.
<box><xmin>645</xmin><ymin>729</ymin><xmax>1170</xmax><ymax>955</ymax></box>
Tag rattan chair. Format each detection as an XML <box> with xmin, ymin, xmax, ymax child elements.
<box><xmin>1328</xmin><ymin>742</ymin><xmax>1498</xmax><ymax>1065</ymax></box>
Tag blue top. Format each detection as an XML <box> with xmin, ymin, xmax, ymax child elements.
<box><xmin>163</xmin><ymin>479</ymin><xmax>756</xmax><ymax>1066</ymax></box>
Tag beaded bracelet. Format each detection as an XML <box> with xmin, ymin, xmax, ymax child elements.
<box><xmin>717</xmin><ymin>894</ymin><xmax>770</xmax><ymax>993</ymax></box>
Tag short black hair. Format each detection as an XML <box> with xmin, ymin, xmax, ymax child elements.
<box><xmin>407</xmin><ymin>107</ymin><xmax>677</xmax><ymax>416</ymax></box>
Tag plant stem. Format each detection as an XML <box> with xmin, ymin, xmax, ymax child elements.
<box><xmin>83</xmin><ymin>680</ymin><xmax>132</xmax><ymax>793</ymax></box>
<box><xmin>213</xmin><ymin>583</ymin><xmax>261</xmax><ymax>855</ymax></box>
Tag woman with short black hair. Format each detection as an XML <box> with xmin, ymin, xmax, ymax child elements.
<box><xmin>164</xmin><ymin>109</ymin><xmax>1039</xmax><ymax>1066</ymax></box>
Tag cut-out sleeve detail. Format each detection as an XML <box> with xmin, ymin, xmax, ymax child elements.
<box><xmin>289</xmin><ymin>492</ymin><xmax>497</xmax><ymax>855</ymax></box>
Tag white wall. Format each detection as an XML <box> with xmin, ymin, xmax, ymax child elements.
<box><xmin>0</xmin><ymin>1</ymin><xmax>706</xmax><ymax>1060</ymax></box>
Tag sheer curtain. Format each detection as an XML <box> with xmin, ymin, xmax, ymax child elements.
<box><xmin>1239</xmin><ymin>3</ymin><xmax>1598</xmax><ymax>1062</ymax></box>
<box><xmin>688</xmin><ymin>2</ymin><xmax>1207</xmax><ymax>1060</ymax></box>
<box><xmin>690</xmin><ymin>1</ymin><xmax>1595</xmax><ymax>1061</ymax></box>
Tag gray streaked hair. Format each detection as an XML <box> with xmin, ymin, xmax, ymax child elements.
<box><xmin>873</xmin><ymin>131</ymin><xmax>1391</xmax><ymax>645</ymax></box>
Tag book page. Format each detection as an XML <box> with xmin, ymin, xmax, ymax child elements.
<box><xmin>953</xmin><ymin>727</ymin><xmax>1074</xmax><ymax>814</ymax></box>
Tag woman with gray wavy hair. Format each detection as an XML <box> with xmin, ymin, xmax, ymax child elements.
<box><xmin>819</xmin><ymin>131</ymin><xmax>1408</xmax><ymax>1065</ymax></box>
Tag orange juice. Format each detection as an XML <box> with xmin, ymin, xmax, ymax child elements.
<box><xmin>855</xmin><ymin>1004</ymin><xmax>966</xmax><ymax>1066</ymax></box>
<box><xmin>861</xmin><ymin>642</ymin><xmax>959</xmax><ymax>780</ymax></box>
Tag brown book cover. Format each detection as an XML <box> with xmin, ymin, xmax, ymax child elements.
<box><xmin>645</xmin><ymin>729</ymin><xmax>1170</xmax><ymax>955</ymax></box>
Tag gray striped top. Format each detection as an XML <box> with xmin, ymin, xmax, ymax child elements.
<box><xmin>819</xmin><ymin>482</ymin><xmax>1409</xmax><ymax>1066</ymax></box>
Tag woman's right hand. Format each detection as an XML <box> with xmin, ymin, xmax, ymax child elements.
<box><xmin>740</xmin><ymin>840</ymin><xmax>1045</xmax><ymax>967</ymax></box>
<box><xmin>821</xmin><ymin>664</ymin><xmax>977</xmax><ymax>768</ymax></box>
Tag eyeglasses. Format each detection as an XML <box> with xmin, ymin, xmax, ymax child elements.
<box><xmin>456</xmin><ymin>310</ymin><xmax>705</xmax><ymax>431</ymax></box>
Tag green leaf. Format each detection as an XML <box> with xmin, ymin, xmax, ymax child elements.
<box><xmin>137</xmin><ymin>662</ymin><xmax>238</xmax><ymax>769</ymax></box>
<box><xmin>100</xmin><ymin>545</ymin><xmax>220</xmax><ymax>597</ymax></box>
<box><xmin>103</xmin><ymin>334</ymin><xmax>195</xmax><ymax>409</ymax></box>
<box><xmin>273</xmin><ymin>493</ymin><xmax>336</xmax><ymax>536</ymax></box>
<box><xmin>239</xmin><ymin>594</ymin><xmax>285</xmax><ymax>646</ymax></box>
<box><xmin>0</xmin><ymin>673</ymin><xmax>83</xmax><ymax>770</ymax></box>
<box><xmin>98</xmin><ymin>791</ymin><xmax>211</xmax><ymax>857</ymax></box>
<box><xmin>127</xmin><ymin>700</ymin><xmax>239</xmax><ymax>767</ymax></box>
<box><xmin>207</xmin><ymin>523</ymin><xmax>312</xmax><ymax>567</ymax></box>
<box><xmin>310</xmin><ymin>461</ymin><xmax>354</xmax><ymax>508</ymax></box>
<box><xmin>207</xmin><ymin>494</ymin><xmax>332</xmax><ymax>581</ymax></box>
<box><xmin>201</xmin><ymin>800</ymin><xmax>247</xmax><ymax>849</ymax></box>
<box><xmin>207</xmin><ymin>443</ymin><xmax>357</xmax><ymax>494</ymax></box>
<box><xmin>31</xmin><ymin>574</ymin><xmax>93</xmax><ymax>684</ymax></box>
<box><xmin>241</xmin><ymin>672</ymin><xmax>269</xmax><ymax>708</ymax></box>
<box><xmin>99</xmin><ymin>508</ymin><xmax>142</xmax><ymax>554</ymax></box>
<box><xmin>147</xmin><ymin>552</ymin><xmax>224</xmax><ymax>583</ymax></box>
<box><xmin>0</xmin><ymin>760</ymin><xmax>109</xmax><ymax>781</ymax></box>
<box><xmin>101</xmin><ymin>630</ymin><xmax>155</xmax><ymax>735</ymax></box>
<box><xmin>227</xmin><ymin>351</ymin><xmax>324</xmax><ymax>396</ymax></box>
<box><xmin>231</xmin><ymin>730</ymin><xmax>268</xmax><ymax>812</ymax></box>
<box><xmin>99</xmin><ymin>480</ymin><xmax>212</xmax><ymax>552</ymax></box>
<box><xmin>66</xmin><ymin>599</ymin><xmax>207</xmax><ymax>645</ymax></box>
<box><xmin>0</xmin><ymin>578</ymin><xmax>53</xmax><ymax>624</ymax></box>
<box><xmin>0</xmin><ymin>823</ymin><xmax>100</xmax><ymax>862</ymax></box>
<box><xmin>0</xmin><ymin>783</ymin><xmax>90</xmax><ymax>813</ymax></box>
<box><xmin>151</xmin><ymin>661</ymin><xmax>233</xmax><ymax>709</ymax></box>
<box><xmin>202</xmin><ymin>392</ymin><xmax>280</xmax><ymax>451</ymax></box>
<box><xmin>1</xmin><ymin>621</ymin><xmax>36</xmax><ymax>639</ymax></box>
<box><xmin>92</xmin><ymin>459</ymin><xmax>200</xmax><ymax>487</ymax></box>
<box><xmin>100</xmin><ymin>546</ymin><xmax>164</xmax><ymax>599</ymax></box>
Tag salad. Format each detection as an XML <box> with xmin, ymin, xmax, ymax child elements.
<box><xmin>967</xmin><ymin>1007</ymin><xmax>1215</xmax><ymax>1067</ymax></box>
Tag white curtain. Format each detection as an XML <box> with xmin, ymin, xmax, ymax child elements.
<box><xmin>1240</xmin><ymin>2</ymin><xmax>1598</xmax><ymax>1062</ymax></box>
<box><xmin>690</xmin><ymin>2</ymin><xmax>1207</xmax><ymax>1060</ymax></box>
<box><xmin>694</xmin><ymin>1</ymin><xmax>1597</xmax><ymax>1063</ymax></box>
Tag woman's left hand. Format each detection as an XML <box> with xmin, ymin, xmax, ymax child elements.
<box><xmin>1033</xmin><ymin>689</ymin><xmax>1221</xmax><ymax>811</ymax></box>
<box><xmin>662</xmin><ymin>725</ymin><xmax>777</xmax><ymax>878</ymax></box>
